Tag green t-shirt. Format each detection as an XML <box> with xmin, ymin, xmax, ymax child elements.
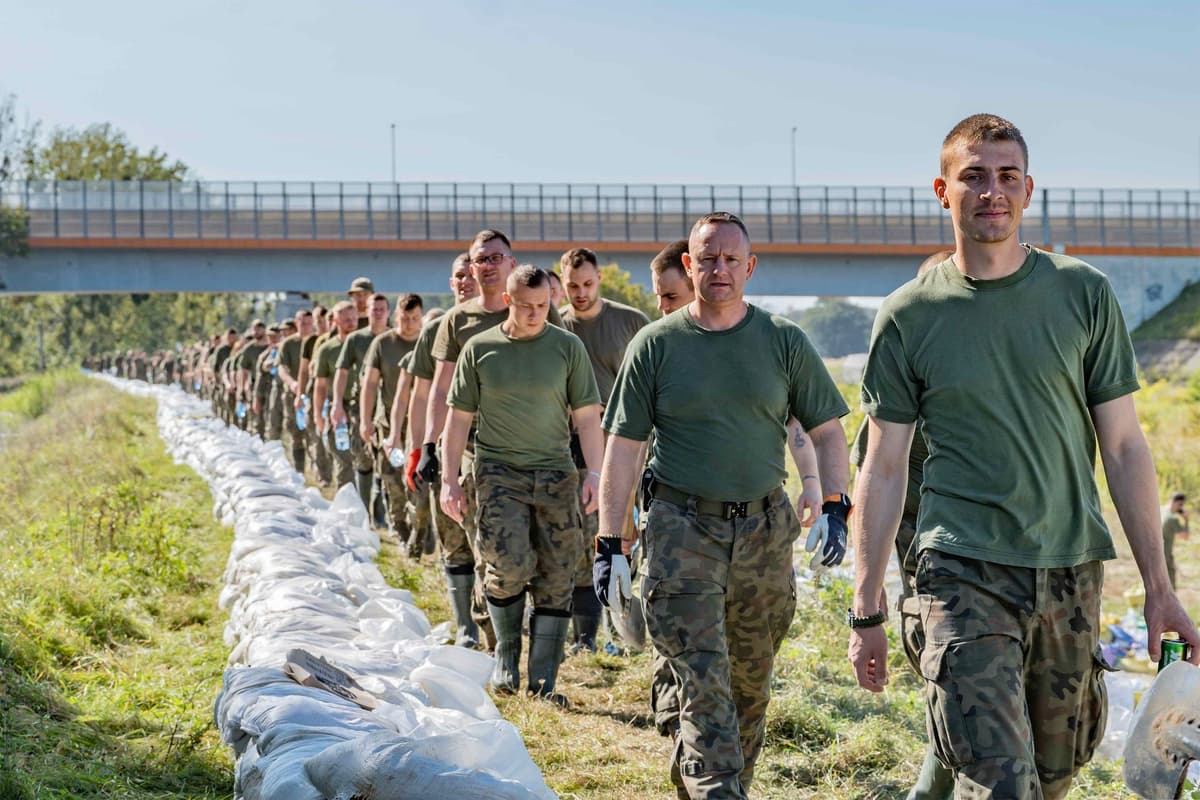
<box><xmin>335</xmin><ymin>327</ymin><xmax>380</xmax><ymax>405</ymax></box>
<box><xmin>365</xmin><ymin>330</ymin><xmax>418</xmax><ymax>422</ymax></box>
<box><xmin>304</xmin><ymin>332</ymin><xmax>332</xmax><ymax>396</ymax></box>
<box><xmin>1162</xmin><ymin>510</ymin><xmax>1187</xmax><ymax>539</ymax></box>
<box><xmin>406</xmin><ymin>317</ymin><xmax>443</xmax><ymax>381</ymax></box>
<box><xmin>560</xmin><ymin>299</ymin><xmax>650</xmax><ymax>404</ymax></box>
<box><xmin>238</xmin><ymin>342</ymin><xmax>267</xmax><ymax>373</ymax></box>
<box><xmin>861</xmin><ymin>248</ymin><xmax>1139</xmax><ymax>568</ymax></box>
<box><xmin>279</xmin><ymin>335</ymin><xmax>303</xmax><ymax>388</ymax></box>
<box><xmin>314</xmin><ymin>335</ymin><xmax>345</xmax><ymax>382</ymax></box>
<box><xmin>604</xmin><ymin>305</ymin><xmax>848</xmax><ymax>501</ymax></box>
<box><xmin>432</xmin><ymin>297</ymin><xmax>563</xmax><ymax>363</ymax></box>
<box><xmin>448</xmin><ymin>324</ymin><xmax>601</xmax><ymax>472</ymax></box>
<box><xmin>851</xmin><ymin>419</ymin><xmax>929</xmax><ymax>525</ymax></box>
<box><xmin>254</xmin><ymin>347</ymin><xmax>277</xmax><ymax>398</ymax></box>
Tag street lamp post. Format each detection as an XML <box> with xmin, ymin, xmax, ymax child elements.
<box><xmin>790</xmin><ymin>126</ymin><xmax>797</xmax><ymax>187</ymax></box>
<box><xmin>390</xmin><ymin>123</ymin><xmax>397</xmax><ymax>185</ymax></box>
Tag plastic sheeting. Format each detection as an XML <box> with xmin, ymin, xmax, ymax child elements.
<box><xmin>99</xmin><ymin>376</ymin><xmax>556</xmax><ymax>800</ymax></box>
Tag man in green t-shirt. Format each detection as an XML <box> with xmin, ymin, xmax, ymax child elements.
<box><xmin>236</xmin><ymin>320</ymin><xmax>268</xmax><ymax>431</ymax></box>
<box><xmin>1161</xmin><ymin>491</ymin><xmax>1189</xmax><ymax>590</ymax></box>
<box><xmin>852</xmin><ymin>114</ymin><xmax>1199</xmax><ymax>800</ymax></box>
<box><xmin>440</xmin><ymin>265</ymin><xmax>603</xmax><ymax>704</ymax></box>
<box><xmin>361</xmin><ymin>293</ymin><xmax>423</xmax><ymax>546</ymax></box>
<box><xmin>298</xmin><ymin>306</ymin><xmax>332</xmax><ymax>486</ymax></box>
<box><xmin>559</xmin><ymin>245</ymin><xmax>650</xmax><ymax>653</ymax></box>
<box><xmin>332</xmin><ymin>293</ymin><xmax>390</xmax><ymax>510</ymax></box>
<box><xmin>599</xmin><ymin>212</ymin><xmax>851</xmax><ymax>799</ymax></box>
<box><xmin>313</xmin><ymin>302</ymin><xmax>360</xmax><ymax>488</ymax></box>
<box><xmin>252</xmin><ymin>325</ymin><xmax>282</xmax><ymax>441</ymax></box>
<box><xmin>208</xmin><ymin>329</ymin><xmax>237</xmax><ymax>419</ymax></box>
<box><xmin>277</xmin><ymin>310</ymin><xmax>314</xmax><ymax>473</ymax></box>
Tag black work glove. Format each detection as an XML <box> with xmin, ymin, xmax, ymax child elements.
<box><xmin>415</xmin><ymin>442</ymin><xmax>440</xmax><ymax>490</ymax></box>
<box><xmin>804</xmin><ymin>494</ymin><xmax>851</xmax><ymax>570</ymax></box>
<box><xmin>593</xmin><ymin>536</ymin><xmax>632</xmax><ymax>608</ymax></box>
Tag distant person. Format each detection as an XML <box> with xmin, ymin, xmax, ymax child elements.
<box><xmin>348</xmin><ymin>277</ymin><xmax>374</xmax><ymax>329</ymax></box>
<box><xmin>440</xmin><ymin>264</ymin><xmax>603</xmax><ymax>704</ymax></box>
<box><xmin>1162</xmin><ymin>491</ymin><xmax>1189</xmax><ymax>589</ymax></box>
<box><xmin>559</xmin><ymin>246</ymin><xmax>650</xmax><ymax>653</ymax></box>
<box><xmin>851</xmin><ymin>114</ymin><xmax>1199</xmax><ymax>800</ymax></box>
<box><xmin>332</xmin><ymin>293</ymin><xmax>390</xmax><ymax>513</ymax></box>
<box><xmin>312</xmin><ymin>302</ymin><xmax>360</xmax><ymax>487</ymax></box>
<box><xmin>547</xmin><ymin>270</ymin><xmax>566</xmax><ymax>308</ymax></box>
<box><xmin>650</xmin><ymin>239</ymin><xmax>693</xmax><ymax>317</ymax></box>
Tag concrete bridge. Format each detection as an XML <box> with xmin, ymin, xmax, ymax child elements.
<box><xmin>1</xmin><ymin>181</ymin><xmax>1197</xmax><ymax>327</ymax></box>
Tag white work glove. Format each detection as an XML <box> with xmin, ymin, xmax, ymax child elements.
<box><xmin>804</xmin><ymin>495</ymin><xmax>851</xmax><ymax>571</ymax></box>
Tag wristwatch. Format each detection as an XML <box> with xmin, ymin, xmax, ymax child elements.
<box><xmin>847</xmin><ymin>608</ymin><xmax>887</xmax><ymax>629</ymax></box>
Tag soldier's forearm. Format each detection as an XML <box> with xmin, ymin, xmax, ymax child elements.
<box><xmin>787</xmin><ymin>418</ymin><xmax>820</xmax><ymax>484</ymax></box>
<box><xmin>599</xmin><ymin>435</ymin><xmax>644</xmax><ymax>541</ymax></box>
<box><xmin>441</xmin><ymin>410</ymin><xmax>473</xmax><ymax>483</ymax></box>
<box><xmin>809</xmin><ymin>417</ymin><xmax>849</xmax><ymax>497</ymax></box>
<box><xmin>332</xmin><ymin>370</ymin><xmax>348</xmax><ymax>409</ymax></box>
<box><xmin>408</xmin><ymin>379</ymin><xmax>430</xmax><ymax>447</ymax></box>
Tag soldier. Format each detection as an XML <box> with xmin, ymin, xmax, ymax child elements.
<box><xmin>236</xmin><ymin>320</ymin><xmax>269</xmax><ymax>433</ymax></box>
<box><xmin>1161</xmin><ymin>491</ymin><xmax>1189</xmax><ymax>590</ymax></box>
<box><xmin>851</xmin><ymin>114</ymin><xmax>1200</xmax><ymax>799</ymax></box>
<box><xmin>312</xmin><ymin>302</ymin><xmax>360</xmax><ymax>486</ymax></box>
<box><xmin>559</xmin><ymin>246</ymin><xmax>650</xmax><ymax>653</ymax></box>
<box><xmin>597</xmin><ymin>212</ymin><xmax>850</xmax><ymax>798</ymax></box>
<box><xmin>207</xmin><ymin>331</ymin><xmax>235</xmax><ymax>420</ymax></box>
<box><xmin>332</xmin><ymin>292</ymin><xmax>390</xmax><ymax>514</ymax></box>
<box><xmin>546</xmin><ymin>270</ymin><xmax>566</xmax><ymax>308</ymax></box>
<box><xmin>277</xmin><ymin>310</ymin><xmax>315</xmax><ymax>472</ymax></box>
<box><xmin>301</xmin><ymin>306</ymin><xmax>335</xmax><ymax>486</ymax></box>
<box><xmin>360</xmin><ymin>293</ymin><xmax>424</xmax><ymax>544</ymax></box>
<box><xmin>440</xmin><ymin>265</ymin><xmax>603</xmax><ymax>703</ymax></box>
<box><xmin>417</xmin><ymin>233</ymin><xmax>565</xmax><ymax>650</ymax></box>
<box><xmin>348</xmin><ymin>277</ymin><xmax>373</xmax><ymax>329</ymax></box>
<box><xmin>252</xmin><ymin>324</ymin><xmax>282</xmax><ymax>440</ymax></box>
<box><xmin>651</xmin><ymin>240</ymin><xmax>693</xmax><ymax>317</ymax></box>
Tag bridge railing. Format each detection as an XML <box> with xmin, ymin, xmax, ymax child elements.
<box><xmin>2</xmin><ymin>181</ymin><xmax>1197</xmax><ymax>248</ymax></box>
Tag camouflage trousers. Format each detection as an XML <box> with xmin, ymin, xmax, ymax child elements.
<box><xmin>574</xmin><ymin>467</ymin><xmax>601</xmax><ymax>588</ymax></box>
<box><xmin>325</xmin><ymin>408</ymin><xmax>372</xmax><ymax>487</ymax></box>
<box><xmin>309</xmin><ymin>420</ymin><xmax>333</xmax><ymax>485</ymax></box>
<box><xmin>372</xmin><ymin>423</ymin><xmax>416</xmax><ymax>545</ymax></box>
<box><xmin>252</xmin><ymin>392</ymin><xmax>269</xmax><ymax>439</ymax></box>
<box><xmin>453</xmin><ymin>450</ymin><xmax>496</xmax><ymax>649</ymax></box>
<box><xmin>473</xmin><ymin>460</ymin><xmax>582</xmax><ymax>611</ymax></box>
<box><xmin>915</xmin><ymin>550</ymin><xmax>1110</xmax><ymax>800</ymax></box>
<box><xmin>1164</xmin><ymin>527</ymin><xmax>1178</xmax><ymax>590</ymax></box>
<box><xmin>642</xmin><ymin>489</ymin><xmax>798</xmax><ymax>800</ymax></box>
<box><xmin>280</xmin><ymin>389</ymin><xmax>305</xmax><ymax>471</ymax></box>
<box><xmin>266</xmin><ymin>382</ymin><xmax>285</xmax><ymax>441</ymax></box>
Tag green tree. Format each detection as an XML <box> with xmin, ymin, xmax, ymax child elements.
<box><xmin>598</xmin><ymin>262</ymin><xmax>658</xmax><ymax>319</ymax></box>
<box><xmin>791</xmin><ymin>297</ymin><xmax>875</xmax><ymax>358</ymax></box>
<box><xmin>23</xmin><ymin>122</ymin><xmax>189</xmax><ymax>182</ymax></box>
<box><xmin>0</xmin><ymin>93</ymin><xmax>32</xmax><ymax>259</ymax></box>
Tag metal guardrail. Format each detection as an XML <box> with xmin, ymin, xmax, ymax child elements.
<box><xmin>2</xmin><ymin>181</ymin><xmax>1197</xmax><ymax>249</ymax></box>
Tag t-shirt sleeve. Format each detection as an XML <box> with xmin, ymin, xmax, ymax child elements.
<box><xmin>861</xmin><ymin>306</ymin><xmax>920</xmax><ymax>424</ymax></box>
<box><xmin>430</xmin><ymin>314</ymin><xmax>457</xmax><ymax>363</ymax></box>
<box><xmin>316</xmin><ymin>345</ymin><xmax>336</xmax><ymax>380</ymax></box>
<box><xmin>602</xmin><ymin>332</ymin><xmax>655</xmax><ymax>441</ymax></box>
<box><xmin>786</xmin><ymin>326</ymin><xmax>849</xmax><ymax>430</ymax></box>
<box><xmin>1083</xmin><ymin>279</ymin><xmax>1140</xmax><ymax>407</ymax></box>
<box><xmin>408</xmin><ymin>329</ymin><xmax>436</xmax><ymax>379</ymax></box>
<box><xmin>335</xmin><ymin>337</ymin><xmax>355</xmax><ymax>372</ymax></box>
<box><xmin>565</xmin><ymin>336</ymin><xmax>602</xmax><ymax>410</ymax></box>
<box><xmin>446</xmin><ymin>346</ymin><xmax>479</xmax><ymax>413</ymax></box>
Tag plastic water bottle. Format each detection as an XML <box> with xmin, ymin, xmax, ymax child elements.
<box><xmin>334</xmin><ymin>421</ymin><xmax>351</xmax><ymax>451</ymax></box>
<box><xmin>236</xmin><ymin>401</ymin><xmax>247</xmax><ymax>419</ymax></box>
<box><xmin>193</xmin><ymin>379</ymin><xmax>201</xmax><ymax>391</ymax></box>
<box><xmin>389</xmin><ymin>447</ymin><xmax>404</xmax><ymax>468</ymax></box>
<box><xmin>295</xmin><ymin>404</ymin><xmax>307</xmax><ymax>431</ymax></box>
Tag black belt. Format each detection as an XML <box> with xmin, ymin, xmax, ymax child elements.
<box><xmin>651</xmin><ymin>483</ymin><xmax>775</xmax><ymax>520</ymax></box>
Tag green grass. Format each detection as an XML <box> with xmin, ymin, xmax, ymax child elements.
<box><xmin>0</xmin><ymin>372</ymin><xmax>233</xmax><ymax>799</ymax></box>
<box><xmin>1133</xmin><ymin>280</ymin><xmax>1200</xmax><ymax>341</ymax></box>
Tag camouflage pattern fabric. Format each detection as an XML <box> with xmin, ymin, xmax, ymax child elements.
<box><xmin>266</xmin><ymin>380</ymin><xmax>285</xmax><ymax>441</ymax></box>
<box><xmin>309</xmin><ymin>421</ymin><xmax>333</xmax><ymax>485</ymax></box>
<box><xmin>460</xmin><ymin>453</ymin><xmax>496</xmax><ymax>651</ymax></box>
<box><xmin>473</xmin><ymin>460</ymin><xmax>582</xmax><ymax>611</ymax></box>
<box><xmin>641</xmin><ymin>490</ymin><xmax>798</xmax><ymax>800</ymax></box>
<box><xmin>325</xmin><ymin>426</ymin><xmax>354</xmax><ymax>488</ymax></box>
<box><xmin>573</xmin><ymin>467</ymin><xmax>600</xmax><ymax>589</ymax></box>
<box><xmin>916</xmin><ymin>549</ymin><xmax>1110</xmax><ymax>800</ymax></box>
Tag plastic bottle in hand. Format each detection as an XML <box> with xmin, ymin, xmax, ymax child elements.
<box><xmin>236</xmin><ymin>400</ymin><xmax>247</xmax><ymax>419</ymax></box>
<box><xmin>334</xmin><ymin>421</ymin><xmax>351</xmax><ymax>451</ymax></box>
<box><xmin>295</xmin><ymin>403</ymin><xmax>307</xmax><ymax>431</ymax></box>
<box><xmin>389</xmin><ymin>447</ymin><xmax>404</xmax><ymax>468</ymax></box>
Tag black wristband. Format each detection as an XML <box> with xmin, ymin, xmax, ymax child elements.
<box><xmin>847</xmin><ymin>608</ymin><xmax>887</xmax><ymax>629</ymax></box>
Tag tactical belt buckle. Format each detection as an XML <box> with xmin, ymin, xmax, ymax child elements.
<box><xmin>723</xmin><ymin>501</ymin><xmax>749</xmax><ymax>520</ymax></box>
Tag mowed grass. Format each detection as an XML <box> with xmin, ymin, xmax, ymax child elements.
<box><xmin>0</xmin><ymin>373</ymin><xmax>233</xmax><ymax>799</ymax></box>
<box><xmin>2</xmin><ymin>372</ymin><xmax>1196</xmax><ymax>799</ymax></box>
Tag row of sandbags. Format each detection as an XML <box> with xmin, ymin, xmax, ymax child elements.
<box><xmin>97</xmin><ymin>375</ymin><xmax>556</xmax><ymax>800</ymax></box>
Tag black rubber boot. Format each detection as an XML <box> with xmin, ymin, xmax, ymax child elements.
<box><xmin>445</xmin><ymin>568</ymin><xmax>480</xmax><ymax>649</ymax></box>
<box><xmin>354</xmin><ymin>470</ymin><xmax>374</xmax><ymax>518</ymax></box>
<box><xmin>372</xmin><ymin>476</ymin><xmax>388</xmax><ymax>528</ymax></box>
<box><xmin>486</xmin><ymin>593</ymin><xmax>526</xmax><ymax>693</ymax></box>
<box><xmin>291</xmin><ymin>445</ymin><xmax>306</xmax><ymax>474</ymax></box>
<box><xmin>570</xmin><ymin>585</ymin><xmax>601</xmax><ymax>655</ymax></box>
<box><xmin>527</xmin><ymin>610</ymin><xmax>571</xmax><ymax>707</ymax></box>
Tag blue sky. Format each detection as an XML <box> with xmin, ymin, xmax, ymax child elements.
<box><xmin>3</xmin><ymin>0</ymin><xmax>1198</xmax><ymax>189</ymax></box>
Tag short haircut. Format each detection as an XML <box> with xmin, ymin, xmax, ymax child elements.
<box><xmin>226</xmin><ymin>327</ymin><xmax>238</xmax><ymax>336</ymax></box>
<box><xmin>471</xmin><ymin>229</ymin><xmax>512</xmax><ymax>251</ymax></box>
<box><xmin>507</xmin><ymin>264</ymin><xmax>549</xmax><ymax>292</ymax></box>
<box><xmin>313</xmin><ymin>305</ymin><xmax>328</xmax><ymax>317</ymax></box>
<box><xmin>918</xmin><ymin>249</ymin><xmax>954</xmax><ymax>276</ymax></box>
<box><xmin>561</xmin><ymin>247</ymin><xmax>599</xmax><ymax>272</ymax></box>
<box><xmin>451</xmin><ymin>252</ymin><xmax>471</xmax><ymax>272</ymax></box>
<box><xmin>331</xmin><ymin>300</ymin><xmax>354</xmax><ymax>315</ymax></box>
<box><xmin>370</xmin><ymin>292</ymin><xmax>389</xmax><ymax>305</ymax></box>
<box><xmin>1171</xmin><ymin>491</ymin><xmax>1187</xmax><ymax>502</ymax></box>
<box><xmin>689</xmin><ymin>212</ymin><xmax>750</xmax><ymax>247</ymax></box>
<box><xmin>941</xmin><ymin>113</ymin><xmax>1028</xmax><ymax>175</ymax></box>
<box><xmin>651</xmin><ymin>239</ymin><xmax>690</xmax><ymax>277</ymax></box>
<box><xmin>397</xmin><ymin>292</ymin><xmax>423</xmax><ymax>312</ymax></box>
<box><xmin>296</xmin><ymin>309</ymin><xmax>313</xmax><ymax>319</ymax></box>
<box><xmin>546</xmin><ymin>270</ymin><xmax>563</xmax><ymax>287</ymax></box>
<box><xmin>424</xmin><ymin>307</ymin><xmax>446</xmax><ymax>323</ymax></box>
